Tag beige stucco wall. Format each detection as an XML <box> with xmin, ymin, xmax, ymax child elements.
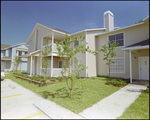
<box><xmin>86</xmin><ymin>30</ymin><xmax>105</xmax><ymax>77</ymax></box>
<box><xmin>96</xmin><ymin>21</ymin><xmax>149</xmax><ymax>79</ymax></box>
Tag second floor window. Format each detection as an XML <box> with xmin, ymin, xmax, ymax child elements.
<box><xmin>109</xmin><ymin>33</ymin><xmax>124</xmax><ymax>47</ymax></box>
<box><xmin>74</xmin><ymin>41</ymin><xmax>79</xmax><ymax>48</ymax></box>
<box><xmin>19</xmin><ymin>51</ymin><xmax>22</xmax><ymax>56</ymax></box>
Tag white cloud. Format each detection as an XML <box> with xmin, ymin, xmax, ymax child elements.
<box><xmin>84</xmin><ymin>21</ymin><xmax>99</xmax><ymax>29</ymax></box>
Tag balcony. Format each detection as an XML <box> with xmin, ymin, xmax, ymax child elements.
<box><xmin>41</xmin><ymin>43</ymin><xmax>63</xmax><ymax>56</ymax></box>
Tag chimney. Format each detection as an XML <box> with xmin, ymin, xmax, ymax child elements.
<box><xmin>104</xmin><ymin>11</ymin><xmax>114</xmax><ymax>31</ymax></box>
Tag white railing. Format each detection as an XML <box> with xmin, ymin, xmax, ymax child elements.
<box><xmin>41</xmin><ymin>68</ymin><xmax>51</xmax><ymax>76</ymax></box>
<box><xmin>42</xmin><ymin>43</ymin><xmax>63</xmax><ymax>55</ymax></box>
<box><xmin>40</xmin><ymin>68</ymin><xmax>70</xmax><ymax>77</ymax></box>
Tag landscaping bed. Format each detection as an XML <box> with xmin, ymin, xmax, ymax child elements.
<box><xmin>13</xmin><ymin>73</ymin><xmax>63</xmax><ymax>87</ymax></box>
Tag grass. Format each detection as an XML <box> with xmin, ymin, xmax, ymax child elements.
<box><xmin>118</xmin><ymin>91</ymin><xmax>149</xmax><ymax>119</ymax></box>
<box><xmin>4</xmin><ymin>73</ymin><xmax>120</xmax><ymax>113</ymax></box>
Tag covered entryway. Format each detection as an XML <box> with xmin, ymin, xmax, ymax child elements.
<box><xmin>122</xmin><ymin>39</ymin><xmax>149</xmax><ymax>83</ymax></box>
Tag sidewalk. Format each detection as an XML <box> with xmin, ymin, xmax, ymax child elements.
<box><xmin>78</xmin><ymin>84</ymin><xmax>147</xmax><ymax>119</ymax></box>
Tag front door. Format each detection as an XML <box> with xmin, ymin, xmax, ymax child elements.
<box><xmin>139</xmin><ymin>57</ymin><xmax>149</xmax><ymax>80</ymax></box>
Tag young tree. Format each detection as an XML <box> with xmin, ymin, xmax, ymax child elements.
<box><xmin>12</xmin><ymin>55</ymin><xmax>21</xmax><ymax>72</ymax></box>
<box><xmin>100</xmin><ymin>41</ymin><xmax>119</xmax><ymax>80</ymax></box>
<box><xmin>56</xmin><ymin>34</ymin><xmax>100</xmax><ymax>98</ymax></box>
<box><xmin>41</xmin><ymin>45</ymin><xmax>52</xmax><ymax>79</ymax></box>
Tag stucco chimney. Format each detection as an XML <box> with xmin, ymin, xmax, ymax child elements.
<box><xmin>104</xmin><ymin>11</ymin><xmax>114</xmax><ymax>31</ymax></box>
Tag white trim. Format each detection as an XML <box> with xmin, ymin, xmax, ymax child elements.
<box><xmin>30</xmin><ymin>50</ymin><xmax>40</xmax><ymax>55</ymax></box>
<box><xmin>107</xmin><ymin>32</ymin><xmax>125</xmax><ymax>48</ymax></box>
<box><xmin>51</xmin><ymin>32</ymin><xmax>54</xmax><ymax>77</ymax></box>
<box><xmin>143</xmin><ymin>16</ymin><xmax>149</xmax><ymax>21</ymax></box>
<box><xmin>2</xmin><ymin>43</ymin><xmax>27</xmax><ymax>50</ymax></box>
<box><xmin>138</xmin><ymin>56</ymin><xmax>149</xmax><ymax>80</ymax></box>
<box><xmin>16</xmin><ymin>48</ymin><xmax>28</xmax><ymax>52</ymax></box>
<box><xmin>129</xmin><ymin>50</ymin><xmax>132</xmax><ymax>83</ymax></box>
<box><xmin>104</xmin><ymin>11</ymin><xmax>114</xmax><ymax>16</ymax></box>
<box><xmin>71</xmin><ymin>28</ymin><xmax>106</xmax><ymax>36</ymax></box>
<box><xmin>85</xmin><ymin>31</ymin><xmax>87</xmax><ymax>77</ymax></box>
<box><xmin>122</xmin><ymin>45</ymin><xmax>149</xmax><ymax>51</ymax></box>
<box><xmin>95</xmin><ymin>22</ymin><xmax>144</xmax><ymax>36</ymax></box>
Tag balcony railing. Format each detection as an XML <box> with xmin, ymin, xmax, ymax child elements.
<box><xmin>41</xmin><ymin>43</ymin><xmax>63</xmax><ymax>55</ymax></box>
<box><xmin>41</xmin><ymin>68</ymin><xmax>70</xmax><ymax>77</ymax></box>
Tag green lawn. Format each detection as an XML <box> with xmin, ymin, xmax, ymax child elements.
<box><xmin>4</xmin><ymin>73</ymin><xmax>120</xmax><ymax>113</ymax></box>
<box><xmin>118</xmin><ymin>91</ymin><xmax>149</xmax><ymax>119</ymax></box>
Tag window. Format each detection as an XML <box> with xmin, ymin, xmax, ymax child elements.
<box><xmin>25</xmin><ymin>52</ymin><xmax>28</xmax><ymax>54</ymax></box>
<box><xmin>108</xmin><ymin>33</ymin><xmax>124</xmax><ymax>47</ymax></box>
<box><xmin>59</xmin><ymin>61</ymin><xmax>65</xmax><ymax>68</ymax></box>
<box><xmin>74</xmin><ymin>38</ymin><xmax>79</xmax><ymax>48</ymax></box>
<box><xmin>19</xmin><ymin>51</ymin><xmax>22</xmax><ymax>56</ymax></box>
<box><xmin>109</xmin><ymin>58</ymin><xmax>124</xmax><ymax>73</ymax></box>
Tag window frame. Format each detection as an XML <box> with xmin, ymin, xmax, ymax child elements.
<box><xmin>73</xmin><ymin>37</ymin><xmax>80</xmax><ymax>48</ymax></box>
<box><xmin>108</xmin><ymin>32</ymin><xmax>125</xmax><ymax>48</ymax></box>
<box><xmin>108</xmin><ymin>57</ymin><xmax>125</xmax><ymax>73</ymax></box>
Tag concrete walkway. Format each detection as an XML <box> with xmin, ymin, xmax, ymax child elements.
<box><xmin>79</xmin><ymin>84</ymin><xmax>147</xmax><ymax>119</ymax></box>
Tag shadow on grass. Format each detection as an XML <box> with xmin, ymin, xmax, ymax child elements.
<box><xmin>39</xmin><ymin>87</ymin><xmax>83</xmax><ymax>99</ymax></box>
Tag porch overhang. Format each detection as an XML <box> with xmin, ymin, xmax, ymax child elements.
<box><xmin>122</xmin><ymin>45</ymin><xmax>149</xmax><ymax>51</ymax></box>
<box><xmin>1</xmin><ymin>56</ymin><xmax>11</xmax><ymax>60</ymax></box>
<box><xmin>21</xmin><ymin>50</ymin><xmax>41</xmax><ymax>58</ymax></box>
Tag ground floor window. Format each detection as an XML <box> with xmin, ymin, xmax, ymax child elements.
<box><xmin>109</xmin><ymin>58</ymin><xmax>125</xmax><ymax>73</ymax></box>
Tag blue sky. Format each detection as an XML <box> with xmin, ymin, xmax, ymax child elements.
<box><xmin>1</xmin><ymin>1</ymin><xmax>149</xmax><ymax>45</ymax></box>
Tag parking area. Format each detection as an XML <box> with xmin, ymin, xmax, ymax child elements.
<box><xmin>1</xmin><ymin>78</ymin><xmax>51</xmax><ymax>119</ymax></box>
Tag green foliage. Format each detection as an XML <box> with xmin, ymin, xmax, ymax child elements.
<box><xmin>21</xmin><ymin>70</ymin><xmax>27</xmax><ymax>74</ymax></box>
<box><xmin>56</xmin><ymin>33</ymin><xmax>100</xmax><ymax>98</ymax></box>
<box><xmin>12</xmin><ymin>55</ymin><xmax>21</xmax><ymax>72</ymax></box>
<box><xmin>50</xmin><ymin>77</ymin><xmax>57</xmax><ymax>81</ymax></box>
<box><xmin>100</xmin><ymin>42</ymin><xmax>119</xmax><ymax>80</ymax></box>
<box><xmin>146</xmin><ymin>84</ymin><xmax>149</xmax><ymax>88</ymax></box>
<box><xmin>135</xmin><ymin>20</ymin><xmax>144</xmax><ymax>24</ymax></box>
<box><xmin>57</xmin><ymin>76</ymin><xmax>63</xmax><ymax>82</ymax></box>
<box><xmin>41</xmin><ymin>45</ymin><xmax>52</xmax><ymax>79</ymax></box>
<box><xmin>106</xmin><ymin>79</ymin><xmax>127</xmax><ymax>87</ymax></box>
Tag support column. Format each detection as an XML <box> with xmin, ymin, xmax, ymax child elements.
<box><xmin>40</xmin><ymin>37</ymin><xmax>43</xmax><ymax>75</ymax></box>
<box><xmin>51</xmin><ymin>32</ymin><xmax>54</xmax><ymax>77</ymax></box>
<box><xmin>30</xmin><ymin>55</ymin><xmax>32</xmax><ymax>76</ymax></box>
<box><xmin>129</xmin><ymin>50</ymin><xmax>132</xmax><ymax>83</ymax></box>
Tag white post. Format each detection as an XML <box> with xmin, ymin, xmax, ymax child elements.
<box><xmin>30</xmin><ymin>55</ymin><xmax>32</xmax><ymax>76</ymax></box>
<box><xmin>51</xmin><ymin>32</ymin><xmax>54</xmax><ymax>77</ymax></box>
<box><xmin>129</xmin><ymin>50</ymin><xmax>132</xmax><ymax>83</ymax></box>
<box><xmin>40</xmin><ymin>37</ymin><xmax>43</xmax><ymax>75</ymax></box>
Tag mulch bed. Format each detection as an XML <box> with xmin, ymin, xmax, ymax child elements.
<box><xmin>13</xmin><ymin>74</ymin><xmax>59</xmax><ymax>87</ymax></box>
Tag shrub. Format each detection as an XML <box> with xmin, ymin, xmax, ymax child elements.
<box><xmin>106</xmin><ymin>79</ymin><xmax>127</xmax><ymax>87</ymax></box>
<box><xmin>57</xmin><ymin>76</ymin><xmax>63</xmax><ymax>82</ymax></box>
<box><xmin>146</xmin><ymin>84</ymin><xmax>149</xmax><ymax>88</ymax></box>
<box><xmin>50</xmin><ymin>77</ymin><xmax>56</xmax><ymax>81</ymax></box>
<box><xmin>21</xmin><ymin>70</ymin><xmax>27</xmax><ymax>74</ymax></box>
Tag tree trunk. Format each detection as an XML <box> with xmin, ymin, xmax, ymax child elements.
<box><xmin>70</xmin><ymin>89</ymin><xmax>72</xmax><ymax>98</ymax></box>
<box><xmin>109</xmin><ymin>65</ymin><xmax>110</xmax><ymax>80</ymax></box>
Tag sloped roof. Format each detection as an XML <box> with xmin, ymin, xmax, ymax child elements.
<box><xmin>1</xmin><ymin>44</ymin><xmax>11</xmax><ymax>50</ymax></box>
<box><xmin>1</xmin><ymin>43</ymin><xmax>27</xmax><ymax>50</ymax></box>
<box><xmin>127</xmin><ymin>39</ymin><xmax>149</xmax><ymax>47</ymax></box>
